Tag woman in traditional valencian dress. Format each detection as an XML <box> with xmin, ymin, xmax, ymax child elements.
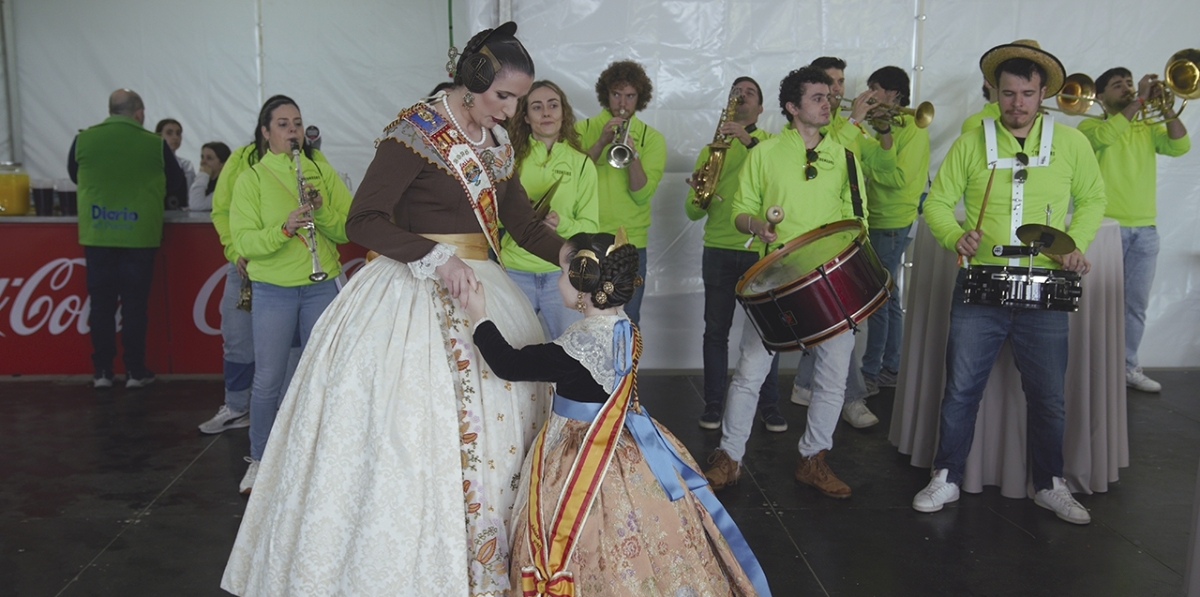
<box><xmin>221</xmin><ymin>22</ymin><xmax>561</xmax><ymax>597</ymax></box>
<box><xmin>463</xmin><ymin>232</ymin><xmax>772</xmax><ymax>597</ymax></box>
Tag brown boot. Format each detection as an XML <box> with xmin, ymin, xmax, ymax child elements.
<box><xmin>794</xmin><ymin>450</ymin><xmax>851</xmax><ymax>499</ymax></box>
<box><xmin>704</xmin><ymin>449</ymin><xmax>740</xmax><ymax>490</ymax></box>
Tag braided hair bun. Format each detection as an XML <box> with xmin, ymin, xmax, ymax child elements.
<box><xmin>566</xmin><ymin>232</ymin><xmax>640</xmax><ymax>309</ymax></box>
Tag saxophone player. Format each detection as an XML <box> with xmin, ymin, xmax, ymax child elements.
<box><xmin>684</xmin><ymin>77</ymin><xmax>787</xmax><ymax>433</ymax></box>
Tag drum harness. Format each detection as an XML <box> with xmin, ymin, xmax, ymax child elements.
<box><xmin>981</xmin><ymin>116</ymin><xmax>1054</xmax><ymax>267</ymax></box>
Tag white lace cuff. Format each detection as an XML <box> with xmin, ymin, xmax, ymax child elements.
<box><xmin>472</xmin><ymin>316</ymin><xmax>492</xmax><ymax>333</ymax></box>
<box><xmin>407</xmin><ymin>242</ymin><xmax>456</xmax><ymax>280</ymax></box>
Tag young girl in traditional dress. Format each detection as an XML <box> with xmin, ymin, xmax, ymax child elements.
<box><xmin>464</xmin><ymin>231</ymin><xmax>772</xmax><ymax>597</ymax></box>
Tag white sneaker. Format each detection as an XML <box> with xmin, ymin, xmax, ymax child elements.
<box><xmin>913</xmin><ymin>468</ymin><xmax>960</xmax><ymax>512</ymax></box>
<box><xmin>239</xmin><ymin>457</ymin><xmax>259</xmax><ymax>495</ymax></box>
<box><xmin>1034</xmin><ymin>477</ymin><xmax>1091</xmax><ymax>525</ymax></box>
<box><xmin>93</xmin><ymin>374</ymin><xmax>113</xmax><ymax>389</ymax></box>
<box><xmin>841</xmin><ymin>400</ymin><xmax>879</xmax><ymax>428</ymax></box>
<box><xmin>198</xmin><ymin>405</ymin><xmax>250</xmax><ymax>434</ymax></box>
<box><xmin>791</xmin><ymin>385</ymin><xmax>812</xmax><ymax>406</ymax></box>
<box><xmin>1126</xmin><ymin>367</ymin><xmax>1162</xmax><ymax>393</ymax></box>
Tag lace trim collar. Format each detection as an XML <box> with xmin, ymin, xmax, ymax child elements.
<box><xmin>552</xmin><ymin>314</ymin><xmax>628</xmax><ymax>393</ymax></box>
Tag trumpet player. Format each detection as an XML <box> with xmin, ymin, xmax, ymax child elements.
<box><xmin>683</xmin><ymin>77</ymin><xmax>787</xmax><ymax>433</ymax></box>
<box><xmin>789</xmin><ymin>56</ymin><xmax>896</xmax><ymax>430</ymax></box>
<box><xmin>229</xmin><ymin>96</ymin><xmax>352</xmax><ymax>495</ymax></box>
<box><xmin>1077</xmin><ymin>67</ymin><xmax>1190</xmax><ymax>393</ymax></box>
<box><xmin>576</xmin><ymin>60</ymin><xmax>667</xmax><ymax>324</ymax></box>
<box><xmin>859</xmin><ymin>66</ymin><xmax>931</xmax><ymax>398</ymax></box>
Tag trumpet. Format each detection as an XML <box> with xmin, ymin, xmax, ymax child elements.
<box><xmin>1136</xmin><ymin>49</ymin><xmax>1200</xmax><ymax>125</ymax></box>
<box><xmin>606</xmin><ymin>110</ymin><xmax>635</xmax><ymax>169</ymax></box>
<box><xmin>291</xmin><ymin>140</ymin><xmax>329</xmax><ymax>283</ymax></box>
<box><xmin>691</xmin><ymin>86</ymin><xmax>742</xmax><ymax>210</ymax></box>
<box><xmin>840</xmin><ymin>98</ymin><xmax>935</xmax><ymax>128</ymax></box>
<box><xmin>1040</xmin><ymin>73</ymin><xmax>1103</xmax><ymax>119</ymax></box>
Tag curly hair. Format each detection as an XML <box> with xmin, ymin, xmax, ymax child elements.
<box><xmin>594</xmin><ymin>60</ymin><xmax>653</xmax><ymax>112</ymax></box>
<box><xmin>508</xmin><ymin>80</ymin><xmax>583</xmax><ymax>163</ymax></box>
<box><xmin>778</xmin><ymin>66</ymin><xmax>833</xmax><ymax>120</ymax></box>
<box><xmin>566</xmin><ymin>232</ymin><xmax>640</xmax><ymax>309</ymax></box>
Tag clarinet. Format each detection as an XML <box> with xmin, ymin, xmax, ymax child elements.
<box><xmin>291</xmin><ymin>140</ymin><xmax>329</xmax><ymax>282</ymax></box>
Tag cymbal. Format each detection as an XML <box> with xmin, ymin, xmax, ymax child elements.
<box><xmin>1016</xmin><ymin>223</ymin><xmax>1076</xmax><ymax>255</ymax></box>
<box><xmin>531</xmin><ymin>178</ymin><xmax>562</xmax><ymax>220</ymax></box>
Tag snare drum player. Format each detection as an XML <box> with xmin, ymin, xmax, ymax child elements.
<box><xmin>1077</xmin><ymin>67</ymin><xmax>1190</xmax><ymax>393</ymax></box>
<box><xmin>912</xmin><ymin>41</ymin><xmax>1106</xmax><ymax>524</ymax></box>
<box><xmin>704</xmin><ymin>66</ymin><xmax>868</xmax><ymax>499</ymax></box>
<box><xmin>576</xmin><ymin>60</ymin><xmax>667</xmax><ymax>324</ymax></box>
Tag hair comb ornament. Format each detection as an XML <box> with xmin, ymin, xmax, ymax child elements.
<box><xmin>608</xmin><ymin>227</ymin><xmax>631</xmax><ymax>256</ymax></box>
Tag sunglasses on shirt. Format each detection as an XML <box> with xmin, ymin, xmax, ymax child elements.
<box><xmin>805</xmin><ymin>149</ymin><xmax>819</xmax><ymax>181</ymax></box>
<box><xmin>1013</xmin><ymin>152</ymin><xmax>1029</xmax><ymax>184</ymax></box>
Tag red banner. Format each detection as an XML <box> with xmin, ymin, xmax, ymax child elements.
<box><xmin>0</xmin><ymin>221</ymin><xmax>368</xmax><ymax>375</ymax></box>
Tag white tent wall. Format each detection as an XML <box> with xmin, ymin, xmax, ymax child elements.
<box><xmin>6</xmin><ymin>0</ymin><xmax>1197</xmax><ymax>368</ymax></box>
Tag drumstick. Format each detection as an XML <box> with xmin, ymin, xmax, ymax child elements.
<box><xmin>960</xmin><ymin>164</ymin><xmax>997</xmax><ymax>267</ymax></box>
<box><xmin>744</xmin><ymin>206</ymin><xmax>786</xmax><ymax>248</ymax></box>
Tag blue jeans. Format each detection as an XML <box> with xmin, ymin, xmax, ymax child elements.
<box><xmin>507</xmin><ymin>268</ymin><xmax>582</xmax><ymax>340</ymax></box>
<box><xmin>862</xmin><ymin>224</ymin><xmax>913</xmax><ymax>378</ymax></box>
<box><xmin>1120</xmin><ymin>226</ymin><xmax>1158</xmax><ymax>370</ymax></box>
<box><xmin>218</xmin><ymin>264</ymin><xmax>302</xmax><ymax>414</ymax></box>
<box><xmin>84</xmin><ymin>246</ymin><xmax>157</xmax><ymax>377</ymax></box>
<box><xmin>702</xmin><ymin>247</ymin><xmax>779</xmax><ymax>409</ymax></box>
<box><xmin>248</xmin><ymin>279</ymin><xmax>339</xmax><ymax>460</ymax></box>
<box><xmin>933</xmin><ymin>271</ymin><xmax>1068</xmax><ymax>491</ymax></box>
<box><xmin>624</xmin><ymin>247</ymin><xmax>648</xmax><ymax>325</ymax></box>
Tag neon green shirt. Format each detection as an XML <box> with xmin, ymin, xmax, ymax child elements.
<box><xmin>866</xmin><ymin>114</ymin><xmax>930</xmax><ymax>229</ymax></box>
<box><xmin>211</xmin><ymin>144</ymin><xmax>329</xmax><ymax>263</ymax></box>
<box><xmin>684</xmin><ymin>125</ymin><xmax>774</xmax><ymax>251</ymax></box>
<box><xmin>962</xmin><ymin>102</ymin><xmax>1002</xmax><ymax>134</ymax></box>
<box><xmin>823</xmin><ymin>113</ymin><xmax>897</xmax><ymax>180</ymax></box>
<box><xmin>1077</xmin><ymin>113</ymin><xmax>1190</xmax><ymax>227</ymax></box>
<box><xmin>230</xmin><ymin>150</ymin><xmax>351</xmax><ymax>286</ymax></box>
<box><xmin>575</xmin><ymin>109</ymin><xmax>666</xmax><ymax>247</ymax></box>
<box><xmin>734</xmin><ymin>127</ymin><xmax>868</xmax><ymax>256</ymax></box>
<box><xmin>925</xmin><ymin>114</ymin><xmax>1107</xmax><ymax>269</ymax></box>
<box><xmin>502</xmin><ymin>138</ymin><xmax>600</xmax><ymax>273</ymax></box>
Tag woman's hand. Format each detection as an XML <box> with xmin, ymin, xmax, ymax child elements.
<box><xmin>236</xmin><ymin>256</ymin><xmax>250</xmax><ymax>279</ymax></box>
<box><xmin>435</xmin><ymin>255</ymin><xmax>479</xmax><ymax>302</ymax></box>
<box><xmin>543</xmin><ymin>211</ymin><xmax>560</xmax><ymax>229</ymax></box>
<box><xmin>284</xmin><ymin>205</ymin><xmax>314</xmax><ymax>236</ymax></box>
<box><xmin>302</xmin><ymin>183</ymin><xmax>323</xmax><ymax>211</ymax></box>
<box><xmin>463</xmin><ymin>281</ymin><xmax>487</xmax><ymax>322</ymax></box>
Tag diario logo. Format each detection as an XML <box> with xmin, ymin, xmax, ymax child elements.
<box><xmin>91</xmin><ymin>205</ymin><xmax>139</xmax><ymax>221</ymax></box>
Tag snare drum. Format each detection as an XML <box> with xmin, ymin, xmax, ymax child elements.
<box><xmin>736</xmin><ymin>219</ymin><xmax>892</xmax><ymax>351</ymax></box>
<box><xmin>963</xmin><ymin>265</ymin><xmax>1082</xmax><ymax>312</ymax></box>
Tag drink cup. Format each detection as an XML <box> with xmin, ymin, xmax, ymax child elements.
<box><xmin>55</xmin><ymin>179</ymin><xmax>77</xmax><ymax>216</ymax></box>
<box><xmin>32</xmin><ymin>179</ymin><xmax>55</xmax><ymax>216</ymax></box>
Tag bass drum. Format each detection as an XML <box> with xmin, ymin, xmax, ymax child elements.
<box><xmin>735</xmin><ymin>219</ymin><xmax>892</xmax><ymax>351</ymax></box>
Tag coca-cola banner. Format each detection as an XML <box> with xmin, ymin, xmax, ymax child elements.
<box><xmin>1</xmin><ymin>221</ymin><xmax>367</xmax><ymax>375</ymax></box>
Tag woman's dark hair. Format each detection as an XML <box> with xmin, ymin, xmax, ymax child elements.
<box><xmin>508</xmin><ymin>80</ymin><xmax>583</xmax><ymax>163</ymax></box>
<box><xmin>201</xmin><ymin>142</ymin><xmax>232</xmax><ymax>195</ymax></box>
<box><xmin>154</xmin><ymin>118</ymin><xmax>181</xmax><ymax>134</ymax></box>
<box><xmin>566</xmin><ymin>232</ymin><xmax>639</xmax><ymax>309</ymax></box>
<box><xmin>249</xmin><ymin>94</ymin><xmax>313</xmax><ymax>165</ymax></box>
<box><xmin>778</xmin><ymin>66</ymin><xmax>833</xmax><ymax>119</ymax></box>
<box><xmin>453</xmin><ymin>23</ymin><xmax>534</xmax><ymax>91</ymax></box>
<box><xmin>594</xmin><ymin>60</ymin><xmax>653</xmax><ymax>113</ymax></box>
<box><xmin>868</xmin><ymin>66</ymin><xmax>911</xmax><ymax>107</ymax></box>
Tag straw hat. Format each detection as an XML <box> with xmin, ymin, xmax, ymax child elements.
<box><xmin>979</xmin><ymin>39</ymin><xmax>1066</xmax><ymax>97</ymax></box>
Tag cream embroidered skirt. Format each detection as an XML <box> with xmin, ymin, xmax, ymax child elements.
<box><xmin>221</xmin><ymin>256</ymin><xmax>550</xmax><ymax>597</ymax></box>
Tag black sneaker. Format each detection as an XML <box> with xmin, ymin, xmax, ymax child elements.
<box><xmin>698</xmin><ymin>402</ymin><xmax>722</xmax><ymax>430</ymax></box>
<box><xmin>760</xmin><ymin>405</ymin><xmax>788</xmax><ymax>433</ymax></box>
<box><xmin>126</xmin><ymin>370</ymin><xmax>156</xmax><ymax>389</ymax></box>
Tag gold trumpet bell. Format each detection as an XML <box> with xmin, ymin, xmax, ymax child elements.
<box><xmin>911</xmin><ymin>101</ymin><xmax>935</xmax><ymax>128</ymax></box>
<box><xmin>1057</xmin><ymin>73</ymin><xmax>1096</xmax><ymax>114</ymax></box>
<box><xmin>1166</xmin><ymin>49</ymin><xmax>1200</xmax><ymax>100</ymax></box>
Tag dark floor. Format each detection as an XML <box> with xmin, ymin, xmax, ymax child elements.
<box><xmin>1</xmin><ymin>369</ymin><xmax>1197</xmax><ymax>597</ymax></box>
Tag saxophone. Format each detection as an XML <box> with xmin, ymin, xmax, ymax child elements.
<box><xmin>690</xmin><ymin>86</ymin><xmax>743</xmax><ymax>210</ymax></box>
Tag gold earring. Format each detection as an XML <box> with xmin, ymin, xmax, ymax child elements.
<box><xmin>463</xmin><ymin>91</ymin><xmax>475</xmax><ymax>108</ymax></box>
<box><xmin>575</xmin><ymin>292</ymin><xmax>586</xmax><ymax>312</ymax></box>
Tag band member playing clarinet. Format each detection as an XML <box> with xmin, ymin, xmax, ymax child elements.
<box><xmin>576</xmin><ymin>60</ymin><xmax>667</xmax><ymax>324</ymax></box>
<box><xmin>705</xmin><ymin>66</ymin><xmax>868</xmax><ymax>500</ymax></box>
<box><xmin>912</xmin><ymin>40</ymin><xmax>1106</xmax><ymax>524</ymax></box>
<box><xmin>1077</xmin><ymin>67</ymin><xmax>1190</xmax><ymax>393</ymax></box>
<box><xmin>684</xmin><ymin>76</ymin><xmax>787</xmax><ymax>433</ymax></box>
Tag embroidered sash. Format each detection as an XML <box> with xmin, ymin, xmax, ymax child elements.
<box><xmin>520</xmin><ymin>322</ymin><xmax>640</xmax><ymax>597</ymax></box>
<box><xmin>401</xmin><ymin>103</ymin><xmax>506</xmax><ymax>266</ymax></box>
